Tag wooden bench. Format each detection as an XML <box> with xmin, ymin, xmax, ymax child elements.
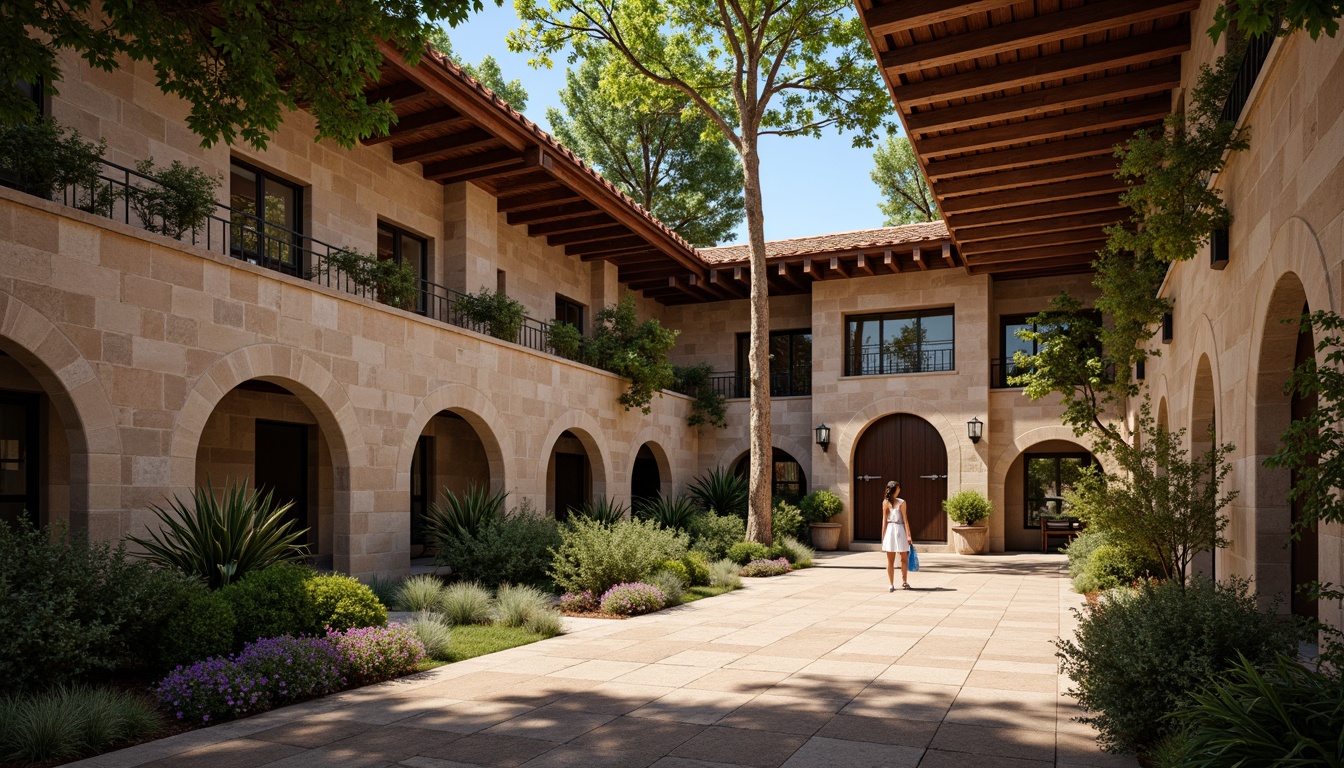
<box><xmin>1041</xmin><ymin>516</ymin><xmax>1085</xmax><ymax>553</ymax></box>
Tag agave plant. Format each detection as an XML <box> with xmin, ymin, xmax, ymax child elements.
<box><xmin>570</xmin><ymin>497</ymin><xmax>628</xmax><ymax>525</ymax></box>
<box><xmin>635</xmin><ymin>494</ymin><xmax>699</xmax><ymax>531</ymax></box>
<box><xmin>688</xmin><ymin>466</ymin><xmax>749</xmax><ymax>519</ymax></box>
<box><xmin>425</xmin><ymin>484</ymin><xmax>507</xmax><ymax>542</ymax></box>
<box><xmin>129</xmin><ymin>481</ymin><xmax>308</xmax><ymax>589</ymax></box>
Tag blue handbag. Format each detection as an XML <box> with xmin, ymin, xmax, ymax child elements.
<box><xmin>907</xmin><ymin>544</ymin><xmax>920</xmax><ymax>572</ymax></box>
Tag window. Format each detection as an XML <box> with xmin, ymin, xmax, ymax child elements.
<box><xmin>734</xmin><ymin>448</ymin><xmax>807</xmax><ymax>503</ymax></box>
<box><xmin>377</xmin><ymin>221</ymin><xmax>428</xmax><ymax>312</ymax></box>
<box><xmin>1023</xmin><ymin>453</ymin><xmax>1095</xmax><ymax>529</ymax></box>
<box><xmin>997</xmin><ymin>311</ymin><xmax>1102</xmax><ymax>388</ymax></box>
<box><xmin>555</xmin><ymin>295</ymin><xmax>585</xmax><ymax>332</ymax></box>
<box><xmin>15</xmin><ymin>77</ymin><xmax>43</xmax><ymax>116</ymax></box>
<box><xmin>496</xmin><ymin>269</ymin><xmax>506</xmax><ymax>295</ymax></box>
<box><xmin>229</xmin><ymin>159</ymin><xmax>304</xmax><ymax>274</ymax></box>
<box><xmin>735</xmin><ymin>330</ymin><xmax>811</xmax><ymax>397</ymax></box>
<box><xmin>845</xmin><ymin>309</ymin><xmax>953</xmax><ymax>376</ymax></box>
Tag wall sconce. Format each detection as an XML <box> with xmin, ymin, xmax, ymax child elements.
<box><xmin>967</xmin><ymin>417</ymin><xmax>983</xmax><ymax>444</ymax></box>
<box><xmin>815</xmin><ymin>423</ymin><xmax>830</xmax><ymax>453</ymax></box>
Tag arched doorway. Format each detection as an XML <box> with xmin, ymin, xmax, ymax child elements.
<box><xmin>547</xmin><ymin>430</ymin><xmax>592</xmax><ymax>520</ymax></box>
<box><xmin>411</xmin><ymin>411</ymin><xmax>493</xmax><ymax>555</ymax></box>
<box><xmin>1190</xmin><ymin>356</ymin><xmax>1217</xmax><ymax>579</ymax></box>
<box><xmin>0</xmin><ymin>352</ymin><xmax>74</xmax><ymax>529</ymax></box>
<box><xmin>732</xmin><ymin>448</ymin><xmax>807</xmax><ymax>503</ymax></box>
<box><xmin>1290</xmin><ymin>307</ymin><xmax>1318</xmax><ymax>620</ymax></box>
<box><xmin>852</xmin><ymin>414</ymin><xmax>947</xmax><ymax>542</ymax></box>
<box><xmin>631</xmin><ymin>444</ymin><xmax>661</xmax><ymax>506</ymax></box>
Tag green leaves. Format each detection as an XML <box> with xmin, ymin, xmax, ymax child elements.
<box><xmin>425</xmin><ymin>484</ymin><xmax>508</xmax><ymax>541</ymax></box>
<box><xmin>871</xmin><ymin>136</ymin><xmax>937</xmax><ymax>226</ymax></box>
<box><xmin>585</xmin><ymin>294</ymin><xmax>679</xmax><ymax>414</ymax></box>
<box><xmin>688</xmin><ymin>466</ymin><xmax>749</xmax><ymax>519</ymax></box>
<box><xmin>1209</xmin><ymin>0</ymin><xmax>1343</xmax><ymax>42</ymax></box>
<box><xmin>129</xmin><ymin>481</ymin><xmax>308</xmax><ymax>590</ymax></box>
<box><xmin>427</xmin><ymin>28</ymin><xmax>530</xmax><ymax>110</ymax></box>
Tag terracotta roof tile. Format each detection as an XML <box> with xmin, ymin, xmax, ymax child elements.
<box><xmin>698</xmin><ymin>221</ymin><xmax>950</xmax><ymax>264</ymax></box>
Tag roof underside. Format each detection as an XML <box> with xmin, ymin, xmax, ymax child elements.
<box><xmin>857</xmin><ymin>0</ymin><xmax>1196</xmax><ymax>277</ymax></box>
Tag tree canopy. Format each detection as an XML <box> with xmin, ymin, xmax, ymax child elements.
<box><xmin>2</xmin><ymin>0</ymin><xmax>486</xmax><ymax>148</ymax></box>
<box><xmin>549</xmin><ymin>49</ymin><xmax>743</xmax><ymax>247</ymax></box>
<box><xmin>871</xmin><ymin>136</ymin><xmax>936</xmax><ymax>226</ymax></box>
<box><xmin>427</xmin><ymin>28</ymin><xmax>530</xmax><ymax>110</ymax></box>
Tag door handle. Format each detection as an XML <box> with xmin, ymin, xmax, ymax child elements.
<box><xmin>918</xmin><ymin>474</ymin><xmax>947</xmax><ymax>480</ymax></box>
<box><xmin>856</xmin><ymin>474</ymin><xmax>881</xmax><ymax>481</ymax></box>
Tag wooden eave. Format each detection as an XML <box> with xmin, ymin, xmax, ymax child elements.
<box><xmin>856</xmin><ymin>0</ymin><xmax>1195</xmax><ymax>277</ymax></box>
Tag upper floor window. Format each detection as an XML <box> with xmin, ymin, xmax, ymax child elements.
<box><xmin>15</xmin><ymin>77</ymin><xmax>43</xmax><ymax>116</ymax></box>
<box><xmin>229</xmin><ymin>159</ymin><xmax>303</xmax><ymax>275</ymax></box>
<box><xmin>555</xmin><ymin>295</ymin><xmax>585</xmax><ymax>332</ymax></box>
<box><xmin>995</xmin><ymin>310</ymin><xmax>1102</xmax><ymax>388</ymax></box>
<box><xmin>735</xmin><ymin>329</ymin><xmax>811</xmax><ymax>397</ymax></box>
<box><xmin>845</xmin><ymin>309</ymin><xmax>953</xmax><ymax>377</ymax></box>
<box><xmin>377</xmin><ymin>221</ymin><xmax>428</xmax><ymax>312</ymax></box>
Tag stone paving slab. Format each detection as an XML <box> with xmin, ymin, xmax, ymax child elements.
<box><xmin>70</xmin><ymin>552</ymin><xmax>1138</xmax><ymax>768</ymax></box>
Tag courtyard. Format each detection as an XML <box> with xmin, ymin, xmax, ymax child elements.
<box><xmin>71</xmin><ymin>552</ymin><xmax>1132</xmax><ymax>768</ymax></box>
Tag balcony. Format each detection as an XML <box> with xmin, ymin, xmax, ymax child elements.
<box><xmin>843</xmin><ymin>343</ymin><xmax>954</xmax><ymax>378</ymax></box>
<box><xmin>705</xmin><ymin>371</ymin><xmax>812</xmax><ymax>400</ymax></box>
<box><xmin>1220</xmin><ymin>29</ymin><xmax>1276</xmax><ymax>125</ymax></box>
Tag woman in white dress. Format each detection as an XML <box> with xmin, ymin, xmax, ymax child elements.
<box><xmin>880</xmin><ymin>480</ymin><xmax>912</xmax><ymax>591</ymax></box>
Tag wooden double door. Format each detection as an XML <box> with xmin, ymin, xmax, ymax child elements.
<box><xmin>853</xmin><ymin>413</ymin><xmax>948</xmax><ymax>542</ymax></box>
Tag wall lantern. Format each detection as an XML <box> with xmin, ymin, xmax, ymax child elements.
<box><xmin>815</xmin><ymin>423</ymin><xmax>831</xmax><ymax>452</ymax></box>
<box><xmin>967</xmin><ymin>417</ymin><xmax>983</xmax><ymax>444</ymax></box>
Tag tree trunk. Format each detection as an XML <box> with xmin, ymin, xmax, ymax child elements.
<box><xmin>741</xmin><ymin>137</ymin><xmax>772</xmax><ymax>544</ymax></box>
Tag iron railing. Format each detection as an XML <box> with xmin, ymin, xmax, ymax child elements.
<box><xmin>991</xmin><ymin>358</ymin><xmax>1030</xmax><ymax>389</ymax></box>
<box><xmin>705</xmin><ymin>371</ymin><xmax>811</xmax><ymax>399</ymax></box>
<box><xmin>1220</xmin><ymin>30</ymin><xmax>1276</xmax><ymax>126</ymax></box>
<box><xmin>844</xmin><ymin>343</ymin><xmax>955</xmax><ymax>377</ymax></box>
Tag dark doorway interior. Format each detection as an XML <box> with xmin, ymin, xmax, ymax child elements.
<box><xmin>410</xmin><ymin>435</ymin><xmax>433</xmax><ymax>549</ymax></box>
<box><xmin>631</xmin><ymin>445</ymin><xmax>661</xmax><ymax>507</ymax></box>
<box><xmin>554</xmin><ymin>452</ymin><xmax>588</xmax><ymax>521</ymax></box>
<box><xmin>255</xmin><ymin>420</ymin><xmax>310</xmax><ymax>544</ymax></box>
<box><xmin>0</xmin><ymin>390</ymin><xmax>39</xmax><ymax>528</ymax></box>
<box><xmin>1290</xmin><ymin>305</ymin><xmax>1319</xmax><ymax>621</ymax></box>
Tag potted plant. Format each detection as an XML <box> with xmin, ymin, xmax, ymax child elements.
<box><xmin>800</xmin><ymin>489</ymin><xmax>844</xmax><ymax>551</ymax></box>
<box><xmin>943</xmin><ymin>490</ymin><xmax>992</xmax><ymax>555</ymax></box>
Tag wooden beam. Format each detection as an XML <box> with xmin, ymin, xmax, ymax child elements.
<box><xmin>362</xmin><ymin>106</ymin><xmax>466</xmax><ymax>145</ymax></box>
<box><xmin>527</xmin><ymin>213</ymin><xmax>615</xmax><ymax>237</ymax></box>
<box><xmin>506</xmin><ymin>201</ymin><xmax>598</xmax><ymax>226</ymax></box>
<box><xmin>393</xmin><ymin>128</ymin><xmax>496</xmax><ymax>164</ymax></box>
<box><xmin>423</xmin><ymin>148</ymin><xmax>527</xmax><ymax>182</ymax></box>
<box><xmin>488</xmin><ymin>172</ymin><xmax>558</xmax><ymax>195</ymax></box>
<box><xmin>581</xmin><ymin>247</ymin><xmax>661</xmax><ymax>262</ymax></box>
<box><xmin>906</xmin><ymin>63</ymin><xmax>1181</xmax><ymax>135</ymax></box>
<box><xmin>940</xmin><ymin>175</ymin><xmax>1127</xmax><ymax>215</ymax></box>
<box><xmin>893</xmin><ymin>26</ymin><xmax>1190</xmax><ymax>108</ymax></box>
<box><xmin>883</xmin><ymin>249</ymin><xmax>900</xmax><ymax>273</ymax></box>
<box><xmin>708</xmin><ymin>269</ymin><xmax>744</xmax><ymax>299</ymax></box>
<box><xmin>365</xmin><ymin>80</ymin><xmax>429</xmax><ymax>107</ymax></box>
<box><xmin>937</xmin><ymin>156</ymin><xmax>1120</xmax><ymax>197</ymax></box>
<box><xmin>776</xmin><ymin>262</ymin><xmax>806</xmax><ymax>290</ymax></box>
<box><xmin>942</xmin><ymin>243</ymin><xmax>955</xmax><ymax>267</ymax></box>
<box><xmin>801</xmin><ymin>259</ymin><xmax>820</xmax><ymax>280</ymax></box>
<box><xmin>965</xmin><ymin>240</ymin><xmax>1108</xmax><ymax>265</ymax></box>
<box><xmin>913</xmin><ymin>247</ymin><xmax>927</xmax><ymax>270</ymax></box>
<box><xmin>567</xmin><ymin>236</ymin><xmax>650</xmax><ymax>257</ymax></box>
<box><xmin>960</xmin><ymin>227</ymin><xmax>1112</xmax><ymax>255</ymax></box>
<box><xmin>880</xmin><ymin>0</ymin><xmax>1199</xmax><ymax>75</ymax></box>
<box><xmin>919</xmin><ymin>96</ymin><xmax>1171</xmax><ymax>157</ymax></box>
<box><xmin>734</xmin><ymin>266</ymin><xmax>748</xmax><ymax>284</ymax></box>
<box><xmin>546</xmin><ymin>225</ymin><xmax>632</xmax><ymax>247</ymax></box>
<box><xmin>829</xmin><ymin>256</ymin><xmax>849</xmax><ymax>279</ymax></box>
<box><xmin>619</xmin><ymin>264</ymin><xmax>681</xmax><ymax>281</ymax></box>
<box><xmin>498</xmin><ymin>188</ymin><xmax>583</xmax><ymax>213</ymax></box>
<box><xmin>967</xmin><ymin>253</ymin><xmax>1098</xmax><ymax>275</ymax></box>
<box><xmin>955</xmin><ymin>209</ymin><xmax>1127</xmax><ymax>243</ymax></box>
<box><xmin>925</xmin><ymin>132</ymin><xmax>1135</xmax><ymax>181</ymax></box>
<box><xmin>864</xmin><ymin>0</ymin><xmax>1019</xmax><ymax>37</ymax></box>
<box><xmin>855</xmin><ymin>253</ymin><xmax>874</xmax><ymax>276</ymax></box>
<box><xmin>947</xmin><ymin>194</ymin><xmax>1124</xmax><ymax>229</ymax></box>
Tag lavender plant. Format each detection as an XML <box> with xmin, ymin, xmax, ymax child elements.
<box><xmin>599</xmin><ymin>582</ymin><xmax>666</xmax><ymax>616</ymax></box>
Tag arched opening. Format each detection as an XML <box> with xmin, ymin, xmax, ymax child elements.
<box><xmin>1290</xmin><ymin>306</ymin><xmax>1319</xmax><ymax>620</ymax></box>
<box><xmin>0</xmin><ymin>350</ymin><xmax>74</xmax><ymax>529</ymax></box>
<box><xmin>631</xmin><ymin>444</ymin><xmax>662</xmax><ymax>507</ymax></box>
<box><xmin>1157</xmin><ymin>396</ymin><xmax>1169</xmax><ymax>432</ymax></box>
<box><xmin>732</xmin><ymin>447</ymin><xmax>807</xmax><ymax>503</ymax></box>
<box><xmin>1190</xmin><ymin>355</ymin><xmax>1217</xmax><ymax>579</ymax></box>
<box><xmin>410</xmin><ymin>411</ymin><xmax>493</xmax><ymax>557</ymax></box>
<box><xmin>1003</xmin><ymin>439</ymin><xmax>1096</xmax><ymax>552</ymax></box>
<box><xmin>851</xmin><ymin>413</ymin><xmax>948</xmax><ymax>543</ymax></box>
<box><xmin>547</xmin><ymin>430</ymin><xmax>592</xmax><ymax>520</ymax></box>
<box><xmin>194</xmin><ymin>380</ymin><xmax>335</xmax><ymax>564</ymax></box>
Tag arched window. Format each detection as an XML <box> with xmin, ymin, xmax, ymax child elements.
<box><xmin>734</xmin><ymin>448</ymin><xmax>806</xmax><ymax>502</ymax></box>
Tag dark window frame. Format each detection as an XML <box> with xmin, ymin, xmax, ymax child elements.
<box><xmin>734</xmin><ymin>448</ymin><xmax>807</xmax><ymax>503</ymax></box>
<box><xmin>844</xmin><ymin>308</ymin><xmax>955</xmax><ymax>377</ymax></box>
<box><xmin>0</xmin><ymin>389</ymin><xmax>41</xmax><ymax>528</ymax></box>
<box><xmin>735</xmin><ymin>329</ymin><xmax>812</xmax><ymax>397</ymax></box>
<box><xmin>228</xmin><ymin>158</ymin><xmax>305</xmax><ymax>275</ymax></box>
<box><xmin>1022</xmin><ymin>451</ymin><xmax>1095</xmax><ymax>530</ymax></box>
<box><xmin>377</xmin><ymin>220</ymin><xmax>429</xmax><ymax>314</ymax></box>
<box><xmin>555</xmin><ymin>295</ymin><xmax>586</xmax><ymax>333</ymax></box>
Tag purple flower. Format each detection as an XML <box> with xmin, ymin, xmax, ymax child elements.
<box><xmin>599</xmin><ymin>583</ymin><xmax>666</xmax><ymax>616</ymax></box>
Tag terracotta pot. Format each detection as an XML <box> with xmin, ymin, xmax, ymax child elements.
<box><xmin>809</xmin><ymin>522</ymin><xmax>842</xmax><ymax>551</ymax></box>
<box><xmin>951</xmin><ymin>524</ymin><xmax>987</xmax><ymax>555</ymax></box>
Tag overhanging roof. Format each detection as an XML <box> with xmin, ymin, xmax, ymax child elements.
<box><xmin>856</xmin><ymin>0</ymin><xmax>1195</xmax><ymax>277</ymax></box>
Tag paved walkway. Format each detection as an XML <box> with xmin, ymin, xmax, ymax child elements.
<box><xmin>76</xmin><ymin>552</ymin><xmax>1137</xmax><ymax>768</ymax></box>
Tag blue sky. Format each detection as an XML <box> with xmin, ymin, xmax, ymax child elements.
<box><xmin>443</xmin><ymin>4</ymin><xmax>896</xmax><ymax>246</ymax></box>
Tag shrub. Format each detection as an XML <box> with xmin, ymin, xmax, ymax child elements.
<box><xmin>635</xmin><ymin>494</ymin><xmax>700</xmax><ymax>531</ymax></box>
<box><xmin>943</xmin><ymin>490</ymin><xmax>992</xmax><ymax>526</ymax></box>
<box><xmin>0</xmin><ymin>520</ymin><xmax>183</xmax><ymax>691</ymax></box>
<box><xmin>776</xmin><ymin>537</ymin><xmax>815</xmax><ymax>567</ymax></box>
<box><xmin>800</xmin><ymin>489</ymin><xmax>844</xmax><ymax>524</ymax></box>
<box><xmin>686</xmin><ymin>512</ymin><xmax>745</xmax><ymax>560</ymax></box>
<box><xmin>740</xmin><ymin>558</ymin><xmax>791</xmax><ymax>577</ymax></box>
<box><xmin>154</xmin><ymin>583</ymin><xmax>236</xmax><ymax>669</ymax></box>
<box><xmin>766</xmin><ymin>542</ymin><xmax>795</xmax><ymax>563</ymax></box>
<box><xmin>550</xmin><ymin>518</ymin><xmax>689</xmax><ymax>595</ymax></box>
<box><xmin>126</xmin><ymin>158</ymin><xmax>220</xmax><ymax>238</ymax></box>
<box><xmin>549</xmin><ymin>320</ymin><xmax>582</xmax><ymax>360</ymax></box>
<box><xmin>233</xmin><ymin>636</ymin><xmax>345</xmax><ymax>705</ymax></box>
<box><xmin>219</xmin><ymin>563</ymin><xmax>320</xmax><ymax>646</ymax></box>
<box><xmin>307</xmin><ymin>574</ymin><xmax>387</xmax><ymax>631</ymax></box>
<box><xmin>1074</xmin><ymin>543</ymin><xmax>1156</xmax><ymax>595</ymax></box>
<box><xmin>0</xmin><ymin>118</ymin><xmax>110</xmax><ymax>212</ymax></box>
<box><xmin>1172</xmin><ymin>654</ymin><xmax>1344</xmax><ymax>767</ymax></box>
<box><xmin>437</xmin><ymin>581</ymin><xmax>494</xmax><ymax>625</ymax></box>
<box><xmin>688</xmin><ymin>466</ymin><xmax>748</xmax><ymax>518</ymax></box>
<box><xmin>435</xmin><ymin>509</ymin><xmax>561</xmax><ymax>588</ymax></box>
<box><xmin>584</xmin><ymin>294</ymin><xmax>679</xmax><ymax>413</ymax></box>
<box><xmin>320</xmin><ymin>248</ymin><xmax>418</xmax><ymax>310</ymax></box>
<box><xmin>727</xmin><ymin>541</ymin><xmax>771</xmax><ymax>565</ymax></box>
<box><xmin>1057</xmin><ymin>577</ymin><xmax>1304</xmax><ymax>755</ymax></box>
<box><xmin>1064</xmin><ymin>529</ymin><xmax>1108</xmax><ymax>579</ymax></box>
<box><xmin>600</xmin><ymin>583</ymin><xmax>666</xmax><ymax>616</ymax></box>
<box><xmin>395</xmin><ymin>575</ymin><xmax>446</xmax><ymax>613</ymax></box>
<box><xmin>708</xmin><ymin>558</ymin><xmax>743</xmax><ymax>589</ymax></box>
<box><xmin>524</xmin><ymin>610</ymin><xmax>565</xmax><ymax>638</ymax></box>
<box><xmin>672</xmin><ymin>362</ymin><xmax>728</xmax><ymax>429</ymax></box>
<box><xmin>366</xmin><ymin>575</ymin><xmax>402</xmax><ymax>609</ymax></box>
<box><xmin>130</xmin><ymin>481</ymin><xmax>308</xmax><ymax>589</ymax></box>
<box><xmin>0</xmin><ymin>686</ymin><xmax>161</xmax><ymax>764</ymax></box>
<box><xmin>409</xmin><ymin>612</ymin><xmax>454</xmax><ymax>661</ymax></box>
<box><xmin>559</xmin><ymin>591</ymin><xmax>599</xmax><ymax>612</ymax></box>
<box><xmin>681</xmin><ymin>551</ymin><xmax>711</xmax><ymax>587</ymax></box>
<box><xmin>425</xmin><ymin>484</ymin><xmax>507</xmax><ymax>541</ymax></box>
<box><xmin>658</xmin><ymin>559</ymin><xmax>690</xmax><ymax>585</ymax></box>
<box><xmin>455</xmin><ymin>288</ymin><xmax>525</xmax><ymax>342</ymax></box>
<box><xmin>651</xmin><ymin>570</ymin><xmax>686</xmax><ymax>604</ymax></box>
<box><xmin>572</xmin><ymin>496</ymin><xmax>628</xmax><ymax>525</ymax></box>
<box><xmin>771</xmin><ymin>500</ymin><xmax>808</xmax><ymax>542</ymax></box>
<box><xmin>329</xmin><ymin>626</ymin><xmax>426</xmax><ymax>687</ymax></box>
<box><xmin>493</xmin><ymin>584</ymin><xmax>554</xmax><ymax>628</ymax></box>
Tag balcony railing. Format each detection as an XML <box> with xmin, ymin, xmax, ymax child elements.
<box><xmin>991</xmin><ymin>358</ymin><xmax>1029</xmax><ymax>389</ymax></box>
<box><xmin>844</xmin><ymin>343</ymin><xmax>955</xmax><ymax>377</ymax></box>
<box><xmin>1220</xmin><ymin>29</ymin><xmax>1276</xmax><ymax>125</ymax></box>
<box><xmin>704</xmin><ymin>371</ymin><xmax>811</xmax><ymax>399</ymax></box>
<box><xmin>39</xmin><ymin>158</ymin><xmax>559</xmax><ymax>356</ymax></box>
